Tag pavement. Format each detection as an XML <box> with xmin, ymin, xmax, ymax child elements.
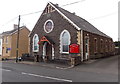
<box><xmin>2</xmin><ymin>59</ymin><xmax>74</xmax><ymax>69</ymax></box>
<box><xmin>2</xmin><ymin>55</ymin><xmax>118</xmax><ymax>70</ymax></box>
<box><xmin>1</xmin><ymin>58</ymin><xmax>98</xmax><ymax>70</ymax></box>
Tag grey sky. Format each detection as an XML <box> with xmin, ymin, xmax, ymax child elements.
<box><xmin>0</xmin><ymin>0</ymin><xmax>118</xmax><ymax>41</ymax></box>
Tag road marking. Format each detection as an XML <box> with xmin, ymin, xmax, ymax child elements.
<box><xmin>21</xmin><ymin>72</ymin><xmax>72</xmax><ymax>82</ymax></box>
<box><xmin>2</xmin><ymin>69</ymin><xmax>11</xmax><ymax>72</ymax></box>
<box><xmin>21</xmin><ymin>72</ymin><xmax>27</xmax><ymax>75</ymax></box>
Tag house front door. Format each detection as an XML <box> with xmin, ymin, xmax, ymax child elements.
<box><xmin>42</xmin><ymin>42</ymin><xmax>53</xmax><ymax>62</ymax></box>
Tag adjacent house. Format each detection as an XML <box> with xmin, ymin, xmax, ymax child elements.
<box><xmin>0</xmin><ymin>36</ymin><xmax>2</xmax><ymax>56</ymax></box>
<box><xmin>29</xmin><ymin>2</ymin><xmax>115</xmax><ymax>65</ymax></box>
<box><xmin>1</xmin><ymin>24</ymin><xmax>30</xmax><ymax>59</ymax></box>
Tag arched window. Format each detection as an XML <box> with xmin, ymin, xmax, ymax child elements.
<box><xmin>44</xmin><ymin>19</ymin><xmax>54</xmax><ymax>33</ymax></box>
<box><xmin>60</xmin><ymin>30</ymin><xmax>71</xmax><ymax>54</ymax></box>
<box><xmin>94</xmin><ymin>38</ymin><xmax>97</xmax><ymax>53</ymax></box>
<box><xmin>33</xmin><ymin>34</ymin><xmax>39</xmax><ymax>52</ymax></box>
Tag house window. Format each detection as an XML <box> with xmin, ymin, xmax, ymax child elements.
<box><xmin>60</xmin><ymin>30</ymin><xmax>71</xmax><ymax>54</ymax></box>
<box><xmin>3</xmin><ymin>38</ymin><xmax>4</xmax><ymax>43</ymax></box>
<box><xmin>105</xmin><ymin>40</ymin><xmax>108</xmax><ymax>52</ymax></box>
<box><xmin>6</xmin><ymin>36</ymin><xmax>8</xmax><ymax>43</ymax></box>
<box><xmin>33</xmin><ymin>34</ymin><xmax>39</xmax><ymax>52</ymax></box>
<box><xmin>44</xmin><ymin>20</ymin><xmax>54</xmax><ymax>33</ymax></box>
<box><xmin>85</xmin><ymin>37</ymin><xmax>89</xmax><ymax>53</ymax></box>
<box><xmin>110</xmin><ymin>41</ymin><xmax>112</xmax><ymax>52</ymax></box>
<box><xmin>94</xmin><ymin>38</ymin><xmax>97</xmax><ymax>53</ymax></box>
<box><xmin>100</xmin><ymin>39</ymin><xmax>103</xmax><ymax>52</ymax></box>
<box><xmin>6</xmin><ymin>47</ymin><xmax>8</xmax><ymax>53</ymax></box>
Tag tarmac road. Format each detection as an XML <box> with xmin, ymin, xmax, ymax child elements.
<box><xmin>1</xmin><ymin>55</ymin><xmax>119</xmax><ymax>83</ymax></box>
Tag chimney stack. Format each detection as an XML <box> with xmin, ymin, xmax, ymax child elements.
<box><xmin>55</xmin><ymin>4</ymin><xmax>59</xmax><ymax>7</ymax></box>
<box><xmin>14</xmin><ymin>24</ymin><xmax>18</xmax><ymax>29</ymax></box>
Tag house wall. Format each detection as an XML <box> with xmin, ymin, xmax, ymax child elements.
<box><xmin>28</xmin><ymin>36</ymin><xmax>31</xmax><ymax>54</ymax></box>
<box><xmin>30</xmin><ymin>10</ymin><xmax>78</xmax><ymax>60</ymax></box>
<box><xmin>2</xmin><ymin>35</ymin><xmax>12</xmax><ymax>58</ymax></box>
<box><xmin>0</xmin><ymin>38</ymin><xmax>2</xmax><ymax>56</ymax></box>
<box><xmin>11</xmin><ymin>28</ymin><xmax>30</xmax><ymax>58</ymax></box>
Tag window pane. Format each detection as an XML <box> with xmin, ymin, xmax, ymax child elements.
<box><xmin>63</xmin><ymin>45</ymin><xmax>69</xmax><ymax>52</ymax></box>
<box><xmin>34</xmin><ymin>46</ymin><xmax>38</xmax><ymax>50</ymax></box>
<box><xmin>33</xmin><ymin>35</ymin><xmax>39</xmax><ymax>51</ymax></box>
<box><xmin>61</xmin><ymin>30</ymin><xmax>70</xmax><ymax>53</ymax></box>
<box><xmin>62</xmin><ymin>32</ymin><xmax>69</xmax><ymax>45</ymax></box>
<box><xmin>45</xmin><ymin>21</ymin><xmax>52</xmax><ymax>32</ymax></box>
<box><xmin>44</xmin><ymin>20</ymin><xmax>54</xmax><ymax>33</ymax></box>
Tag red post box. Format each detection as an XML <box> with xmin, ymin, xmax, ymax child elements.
<box><xmin>69</xmin><ymin>44</ymin><xmax>80</xmax><ymax>53</ymax></box>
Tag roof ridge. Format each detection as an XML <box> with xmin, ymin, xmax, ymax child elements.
<box><xmin>50</xmin><ymin>2</ymin><xmax>111</xmax><ymax>38</ymax></box>
<box><xmin>49</xmin><ymin>2</ymin><xmax>81</xmax><ymax>30</ymax></box>
<box><xmin>1</xmin><ymin>26</ymin><xmax>27</xmax><ymax>35</ymax></box>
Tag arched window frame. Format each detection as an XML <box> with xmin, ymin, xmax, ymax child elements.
<box><xmin>100</xmin><ymin>39</ymin><xmax>103</xmax><ymax>52</ymax></box>
<box><xmin>60</xmin><ymin>30</ymin><xmax>71</xmax><ymax>54</ymax></box>
<box><xmin>33</xmin><ymin>34</ymin><xmax>39</xmax><ymax>52</ymax></box>
<box><xmin>44</xmin><ymin>19</ymin><xmax>54</xmax><ymax>33</ymax></box>
<box><xmin>94</xmin><ymin>38</ymin><xmax>97</xmax><ymax>53</ymax></box>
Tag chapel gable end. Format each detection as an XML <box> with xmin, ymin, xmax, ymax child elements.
<box><xmin>42</xmin><ymin>3</ymin><xmax>55</xmax><ymax>15</ymax></box>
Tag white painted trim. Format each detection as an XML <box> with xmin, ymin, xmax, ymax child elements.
<box><xmin>94</xmin><ymin>38</ymin><xmax>97</xmax><ymax>40</ymax></box>
<box><xmin>85</xmin><ymin>37</ymin><xmax>89</xmax><ymax>60</ymax></box>
<box><xmin>61</xmin><ymin>52</ymin><xmax>69</xmax><ymax>54</ymax></box>
<box><xmin>28</xmin><ymin>31</ymin><xmax>32</xmax><ymax>37</ymax></box>
<box><xmin>44</xmin><ymin>19</ymin><xmax>54</xmax><ymax>33</ymax></box>
<box><xmin>52</xmin><ymin>45</ymin><xmax>55</xmax><ymax>60</ymax></box>
<box><xmin>100</xmin><ymin>39</ymin><xmax>103</xmax><ymax>41</ymax></box>
<box><xmin>33</xmin><ymin>34</ymin><xmax>39</xmax><ymax>52</ymax></box>
<box><xmin>49</xmin><ymin>2</ymin><xmax>80</xmax><ymax>31</ymax></box>
<box><xmin>60</xmin><ymin>30</ymin><xmax>71</xmax><ymax>54</ymax></box>
<box><xmin>81</xmin><ymin>30</ymin><xmax>83</xmax><ymax>61</ymax></box>
<box><xmin>43</xmin><ymin>42</ymin><xmax>47</xmax><ymax>59</ymax></box>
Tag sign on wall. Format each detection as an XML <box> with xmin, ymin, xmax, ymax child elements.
<box><xmin>69</xmin><ymin>44</ymin><xmax>80</xmax><ymax>53</ymax></box>
<box><xmin>7</xmin><ymin>48</ymin><xmax>11</xmax><ymax>51</ymax></box>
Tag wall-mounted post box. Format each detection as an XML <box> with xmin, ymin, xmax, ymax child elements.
<box><xmin>69</xmin><ymin>44</ymin><xmax>80</xmax><ymax>54</ymax></box>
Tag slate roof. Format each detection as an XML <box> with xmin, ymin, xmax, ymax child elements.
<box><xmin>0</xmin><ymin>26</ymin><xmax>26</xmax><ymax>36</ymax></box>
<box><xmin>1</xmin><ymin>28</ymin><xmax>18</xmax><ymax>35</ymax></box>
<box><xmin>50</xmin><ymin>2</ymin><xmax>111</xmax><ymax>38</ymax></box>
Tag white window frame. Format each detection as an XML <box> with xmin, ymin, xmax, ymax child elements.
<box><xmin>6</xmin><ymin>36</ymin><xmax>8</xmax><ymax>44</ymax></box>
<box><xmin>52</xmin><ymin>44</ymin><xmax>55</xmax><ymax>60</ymax></box>
<box><xmin>44</xmin><ymin>19</ymin><xmax>54</xmax><ymax>33</ymax></box>
<box><xmin>33</xmin><ymin>34</ymin><xmax>39</xmax><ymax>52</ymax></box>
<box><xmin>60</xmin><ymin>30</ymin><xmax>71</xmax><ymax>54</ymax></box>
